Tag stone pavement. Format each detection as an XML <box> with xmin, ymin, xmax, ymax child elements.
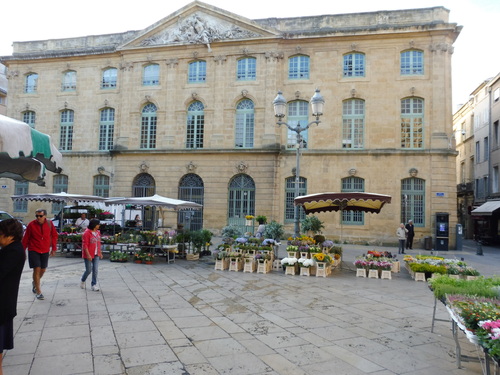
<box><xmin>3</xmin><ymin>240</ymin><xmax>499</xmax><ymax>375</ymax></box>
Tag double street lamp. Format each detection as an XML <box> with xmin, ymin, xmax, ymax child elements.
<box><xmin>273</xmin><ymin>89</ymin><xmax>325</xmax><ymax>238</ymax></box>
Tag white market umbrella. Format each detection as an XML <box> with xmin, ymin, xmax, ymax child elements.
<box><xmin>0</xmin><ymin>114</ymin><xmax>63</xmax><ymax>186</ymax></box>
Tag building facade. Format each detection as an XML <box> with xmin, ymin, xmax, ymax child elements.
<box><xmin>0</xmin><ymin>2</ymin><xmax>461</xmax><ymax>246</ymax></box>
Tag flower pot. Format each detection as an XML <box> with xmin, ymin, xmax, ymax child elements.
<box><xmin>134</xmin><ymin>260</ymin><xmax>142</xmax><ymax>264</ymax></box>
<box><xmin>285</xmin><ymin>265</ymin><xmax>297</xmax><ymax>275</ymax></box>
<box><xmin>144</xmin><ymin>261</ymin><xmax>153</xmax><ymax>265</ymax></box>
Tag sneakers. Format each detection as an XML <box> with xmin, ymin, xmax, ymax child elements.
<box><xmin>36</xmin><ymin>293</ymin><xmax>44</xmax><ymax>300</ymax></box>
<box><xmin>91</xmin><ymin>284</ymin><xmax>100</xmax><ymax>291</ymax></box>
<box><xmin>80</xmin><ymin>281</ymin><xmax>85</xmax><ymax>289</ymax></box>
<box><xmin>32</xmin><ymin>281</ymin><xmax>36</xmax><ymax>294</ymax></box>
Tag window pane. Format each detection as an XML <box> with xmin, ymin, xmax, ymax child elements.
<box><xmin>343</xmin><ymin>53</ymin><xmax>365</xmax><ymax>77</ymax></box>
<box><xmin>287</xmin><ymin>101</ymin><xmax>309</xmax><ymax>149</ymax></box>
<box><xmin>140</xmin><ymin>104</ymin><xmax>157</xmax><ymax>149</ymax></box>
<box><xmin>236</xmin><ymin>58</ymin><xmax>256</xmax><ymax>81</ymax></box>
<box><xmin>60</xmin><ymin>110</ymin><xmax>74</xmax><ymax>151</ymax></box>
<box><xmin>99</xmin><ymin>108</ymin><xmax>115</xmax><ymax>150</ymax></box>
<box><xmin>401</xmin><ymin>98</ymin><xmax>424</xmax><ymax>149</ymax></box>
<box><xmin>188</xmin><ymin>61</ymin><xmax>206</xmax><ymax>83</ymax></box>
<box><xmin>62</xmin><ymin>71</ymin><xmax>76</xmax><ymax>91</ymax></box>
<box><xmin>101</xmin><ymin>68</ymin><xmax>117</xmax><ymax>89</ymax></box>
<box><xmin>401</xmin><ymin>50</ymin><xmax>423</xmax><ymax>75</ymax></box>
<box><xmin>284</xmin><ymin>177</ymin><xmax>307</xmax><ymax>222</ymax></box>
<box><xmin>186</xmin><ymin>101</ymin><xmax>204</xmax><ymax>149</ymax></box>
<box><xmin>288</xmin><ymin>56</ymin><xmax>310</xmax><ymax>80</ymax></box>
<box><xmin>235</xmin><ymin>99</ymin><xmax>254</xmax><ymax>148</ymax></box>
<box><xmin>143</xmin><ymin>64</ymin><xmax>160</xmax><ymax>86</ymax></box>
<box><xmin>25</xmin><ymin>73</ymin><xmax>38</xmax><ymax>93</ymax></box>
<box><xmin>342</xmin><ymin>99</ymin><xmax>365</xmax><ymax>148</ymax></box>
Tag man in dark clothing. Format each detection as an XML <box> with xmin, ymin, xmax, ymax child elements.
<box><xmin>0</xmin><ymin>219</ymin><xmax>26</xmax><ymax>373</ymax></box>
<box><xmin>22</xmin><ymin>209</ymin><xmax>58</xmax><ymax>300</ymax></box>
<box><xmin>405</xmin><ymin>219</ymin><xmax>415</xmax><ymax>250</ymax></box>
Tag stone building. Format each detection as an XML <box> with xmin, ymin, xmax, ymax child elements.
<box><xmin>0</xmin><ymin>1</ymin><xmax>461</xmax><ymax>246</ymax></box>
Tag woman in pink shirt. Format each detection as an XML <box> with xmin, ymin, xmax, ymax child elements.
<box><xmin>80</xmin><ymin>219</ymin><xmax>103</xmax><ymax>291</ymax></box>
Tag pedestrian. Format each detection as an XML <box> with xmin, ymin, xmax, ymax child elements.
<box><xmin>74</xmin><ymin>213</ymin><xmax>89</xmax><ymax>231</ymax></box>
<box><xmin>22</xmin><ymin>209</ymin><xmax>58</xmax><ymax>300</ymax></box>
<box><xmin>0</xmin><ymin>219</ymin><xmax>26</xmax><ymax>375</ymax></box>
<box><xmin>405</xmin><ymin>219</ymin><xmax>415</xmax><ymax>250</ymax></box>
<box><xmin>396</xmin><ymin>223</ymin><xmax>408</xmax><ymax>254</ymax></box>
<box><xmin>80</xmin><ymin>219</ymin><xmax>103</xmax><ymax>291</ymax></box>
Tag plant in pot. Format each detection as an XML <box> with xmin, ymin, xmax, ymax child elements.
<box><xmin>110</xmin><ymin>251</ymin><xmax>129</xmax><ymax>262</ymax></box>
<box><xmin>301</xmin><ymin>216</ymin><xmax>324</xmax><ymax>236</ymax></box>
<box><xmin>256</xmin><ymin>215</ymin><xmax>267</xmax><ymax>225</ymax></box>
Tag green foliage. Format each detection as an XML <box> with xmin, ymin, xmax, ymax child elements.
<box><xmin>313</xmin><ymin>234</ymin><xmax>326</xmax><ymax>244</ymax></box>
<box><xmin>300</xmin><ymin>216</ymin><xmax>324</xmax><ymax>235</ymax></box>
<box><xmin>263</xmin><ymin>220</ymin><xmax>285</xmax><ymax>240</ymax></box>
<box><xmin>221</xmin><ymin>225</ymin><xmax>242</xmax><ymax>238</ymax></box>
<box><xmin>256</xmin><ymin>215</ymin><xmax>267</xmax><ymax>224</ymax></box>
<box><xmin>109</xmin><ymin>251</ymin><xmax>128</xmax><ymax>262</ymax></box>
<box><xmin>428</xmin><ymin>276</ymin><xmax>500</xmax><ymax>301</ymax></box>
<box><xmin>408</xmin><ymin>263</ymin><xmax>447</xmax><ymax>274</ymax></box>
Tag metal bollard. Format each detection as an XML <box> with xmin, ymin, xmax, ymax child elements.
<box><xmin>476</xmin><ymin>241</ymin><xmax>483</xmax><ymax>256</ymax></box>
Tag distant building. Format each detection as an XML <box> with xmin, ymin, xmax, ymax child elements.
<box><xmin>0</xmin><ymin>2</ymin><xmax>462</xmax><ymax>246</ymax></box>
<box><xmin>0</xmin><ymin>63</ymin><xmax>7</xmax><ymax>115</ymax></box>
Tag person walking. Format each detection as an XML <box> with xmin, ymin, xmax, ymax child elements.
<box><xmin>396</xmin><ymin>223</ymin><xmax>408</xmax><ymax>254</ymax></box>
<box><xmin>22</xmin><ymin>209</ymin><xmax>58</xmax><ymax>300</ymax></box>
<box><xmin>0</xmin><ymin>219</ymin><xmax>26</xmax><ymax>375</ymax></box>
<box><xmin>80</xmin><ymin>219</ymin><xmax>103</xmax><ymax>291</ymax></box>
<box><xmin>405</xmin><ymin>219</ymin><xmax>415</xmax><ymax>250</ymax></box>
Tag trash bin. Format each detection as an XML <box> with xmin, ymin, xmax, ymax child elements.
<box><xmin>424</xmin><ymin>236</ymin><xmax>432</xmax><ymax>250</ymax></box>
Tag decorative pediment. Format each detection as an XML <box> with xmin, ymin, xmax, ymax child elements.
<box><xmin>119</xmin><ymin>2</ymin><xmax>278</xmax><ymax>51</ymax></box>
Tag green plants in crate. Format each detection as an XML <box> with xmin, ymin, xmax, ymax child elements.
<box><xmin>110</xmin><ymin>251</ymin><xmax>129</xmax><ymax>262</ymax></box>
<box><xmin>428</xmin><ymin>275</ymin><xmax>500</xmax><ymax>301</ymax></box>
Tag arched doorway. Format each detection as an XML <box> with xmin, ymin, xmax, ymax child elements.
<box><xmin>178</xmin><ymin>174</ymin><xmax>204</xmax><ymax>231</ymax></box>
<box><xmin>228</xmin><ymin>174</ymin><xmax>255</xmax><ymax>232</ymax></box>
<box><xmin>132</xmin><ymin>173</ymin><xmax>156</xmax><ymax>229</ymax></box>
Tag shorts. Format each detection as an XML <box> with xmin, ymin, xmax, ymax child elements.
<box><xmin>0</xmin><ymin>319</ymin><xmax>14</xmax><ymax>353</ymax></box>
<box><xmin>28</xmin><ymin>251</ymin><xmax>50</xmax><ymax>269</ymax></box>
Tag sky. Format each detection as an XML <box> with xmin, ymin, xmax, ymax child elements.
<box><xmin>1</xmin><ymin>0</ymin><xmax>498</xmax><ymax>110</ymax></box>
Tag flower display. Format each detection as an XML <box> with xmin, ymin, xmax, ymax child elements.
<box><xmin>298</xmin><ymin>258</ymin><xmax>315</xmax><ymax>267</ymax></box>
<box><xmin>312</xmin><ymin>253</ymin><xmax>332</xmax><ymax>263</ymax></box>
<box><xmin>281</xmin><ymin>257</ymin><xmax>298</xmax><ymax>266</ymax></box>
<box><xmin>477</xmin><ymin>320</ymin><xmax>500</xmax><ymax>358</ymax></box>
<box><xmin>245</xmin><ymin>215</ymin><xmax>254</xmax><ymax>220</ymax></box>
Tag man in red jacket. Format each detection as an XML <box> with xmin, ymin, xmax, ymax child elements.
<box><xmin>22</xmin><ymin>209</ymin><xmax>58</xmax><ymax>300</ymax></box>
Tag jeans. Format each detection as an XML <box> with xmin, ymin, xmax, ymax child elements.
<box><xmin>82</xmin><ymin>257</ymin><xmax>99</xmax><ymax>286</ymax></box>
<box><xmin>398</xmin><ymin>239</ymin><xmax>406</xmax><ymax>254</ymax></box>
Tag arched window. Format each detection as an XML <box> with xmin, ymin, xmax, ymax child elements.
<box><xmin>235</xmin><ymin>99</ymin><xmax>254</xmax><ymax>148</ymax></box>
<box><xmin>25</xmin><ymin>73</ymin><xmax>38</xmax><ymax>93</ymax></box>
<box><xmin>343</xmin><ymin>53</ymin><xmax>365</xmax><ymax>77</ymax></box>
<box><xmin>23</xmin><ymin>111</ymin><xmax>36</xmax><ymax>128</ymax></box>
<box><xmin>186</xmin><ymin>101</ymin><xmax>204</xmax><ymax>149</ymax></box>
<box><xmin>143</xmin><ymin>64</ymin><xmax>160</xmax><ymax>86</ymax></box>
<box><xmin>400</xmin><ymin>49</ymin><xmax>424</xmax><ymax>75</ymax></box>
<box><xmin>62</xmin><ymin>70</ymin><xmax>76</xmax><ymax>91</ymax></box>
<box><xmin>93</xmin><ymin>175</ymin><xmax>110</xmax><ymax>197</ymax></box>
<box><xmin>401</xmin><ymin>97</ymin><xmax>424</xmax><ymax>149</ymax></box>
<box><xmin>228</xmin><ymin>175</ymin><xmax>255</xmax><ymax>228</ymax></box>
<box><xmin>13</xmin><ymin>181</ymin><xmax>28</xmax><ymax>212</ymax></box>
<box><xmin>188</xmin><ymin>60</ymin><xmax>206</xmax><ymax>83</ymax></box>
<box><xmin>401</xmin><ymin>177</ymin><xmax>425</xmax><ymax>226</ymax></box>
<box><xmin>60</xmin><ymin>109</ymin><xmax>74</xmax><ymax>151</ymax></box>
<box><xmin>236</xmin><ymin>57</ymin><xmax>256</xmax><ymax>81</ymax></box>
<box><xmin>52</xmin><ymin>174</ymin><xmax>68</xmax><ymax>213</ymax></box>
<box><xmin>101</xmin><ymin>68</ymin><xmax>117</xmax><ymax>89</ymax></box>
<box><xmin>178</xmin><ymin>174</ymin><xmax>204</xmax><ymax>231</ymax></box>
<box><xmin>288</xmin><ymin>55</ymin><xmax>310</xmax><ymax>80</ymax></box>
<box><xmin>99</xmin><ymin>108</ymin><xmax>115</xmax><ymax>151</ymax></box>
<box><xmin>132</xmin><ymin>173</ymin><xmax>155</xmax><ymax>197</ymax></box>
<box><xmin>341</xmin><ymin>177</ymin><xmax>365</xmax><ymax>225</ymax></box>
<box><xmin>140</xmin><ymin>103</ymin><xmax>157</xmax><ymax>149</ymax></box>
<box><xmin>342</xmin><ymin>99</ymin><xmax>365</xmax><ymax>149</ymax></box>
<box><xmin>287</xmin><ymin>101</ymin><xmax>309</xmax><ymax>149</ymax></box>
<box><xmin>285</xmin><ymin>176</ymin><xmax>307</xmax><ymax>222</ymax></box>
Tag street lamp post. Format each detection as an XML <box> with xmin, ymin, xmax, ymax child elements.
<box><xmin>273</xmin><ymin>89</ymin><xmax>325</xmax><ymax>238</ymax></box>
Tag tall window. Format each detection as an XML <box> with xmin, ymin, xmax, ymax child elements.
<box><xmin>132</xmin><ymin>173</ymin><xmax>155</xmax><ymax>197</ymax></box>
<box><xmin>62</xmin><ymin>71</ymin><xmax>76</xmax><ymax>91</ymax></box>
<box><xmin>400</xmin><ymin>50</ymin><xmax>424</xmax><ymax>75</ymax></box>
<box><xmin>341</xmin><ymin>177</ymin><xmax>364</xmax><ymax>224</ymax></box>
<box><xmin>13</xmin><ymin>181</ymin><xmax>28</xmax><ymax>212</ymax></box>
<box><xmin>401</xmin><ymin>178</ymin><xmax>425</xmax><ymax>226</ymax></box>
<box><xmin>235</xmin><ymin>99</ymin><xmax>254</xmax><ymax>148</ymax></box>
<box><xmin>285</xmin><ymin>176</ymin><xmax>307</xmax><ymax>222</ymax></box>
<box><xmin>23</xmin><ymin>111</ymin><xmax>36</xmax><ymax>128</ymax></box>
<box><xmin>343</xmin><ymin>53</ymin><xmax>365</xmax><ymax>77</ymax></box>
<box><xmin>186</xmin><ymin>101</ymin><xmax>204</xmax><ymax>149</ymax></box>
<box><xmin>484</xmin><ymin>137</ymin><xmax>489</xmax><ymax>161</ymax></box>
<box><xmin>140</xmin><ymin>104</ymin><xmax>157</xmax><ymax>149</ymax></box>
<box><xmin>178</xmin><ymin>174</ymin><xmax>204</xmax><ymax>231</ymax></box>
<box><xmin>493</xmin><ymin>166</ymin><xmax>499</xmax><ymax>194</ymax></box>
<box><xmin>288</xmin><ymin>55</ymin><xmax>310</xmax><ymax>80</ymax></box>
<box><xmin>188</xmin><ymin>61</ymin><xmax>206</xmax><ymax>83</ymax></box>
<box><xmin>401</xmin><ymin>98</ymin><xmax>423</xmax><ymax>149</ymax></box>
<box><xmin>52</xmin><ymin>175</ymin><xmax>68</xmax><ymax>213</ymax></box>
<box><xmin>25</xmin><ymin>73</ymin><xmax>38</xmax><ymax>93</ymax></box>
<box><xmin>228</xmin><ymin>174</ymin><xmax>255</xmax><ymax>221</ymax></box>
<box><xmin>287</xmin><ymin>101</ymin><xmax>309</xmax><ymax>149</ymax></box>
<box><xmin>99</xmin><ymin>108</ymin><xmax>115</xmax><ymax>151</ymax></box>
<box><xmin>342</xmin><ymin>99</ymin><xmax>365</xmax><ymax>148</ymax></box>
<box><xmin>101</xmin><ymin>68</ymin><xmax>117</xmax><ymax>89</ymax></box>
<box><xmin>476</xmin><ymin>141</ymin><xmax>480</xmax><ymax>163</ymax></box>
<box><xmin>143</xmin><ymin>64</ymin><xmax>160</xmax><ymax>86</ymax></box>
<box><xmin>236</xmin><ymin>57</ymin><xmax>256</xmax><ymax>81</ymax></box>
<box><xmin>60</xmin><ymin>109</ymin><xmax>74</xmax><ymax>151</ymax></box>
<box><xmin>93</xmin><ymin>175</ymin><xmax>110</xmax><ymax>197</ymax></box>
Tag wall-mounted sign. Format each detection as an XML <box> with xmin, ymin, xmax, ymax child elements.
<box><xmin>436</xmin><ymin>192</ymin><xmax>445</xmax><ymax>197</ymax></box>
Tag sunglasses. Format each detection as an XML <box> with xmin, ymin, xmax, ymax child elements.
<box><xmin>35</xmin><ymin>214</ymin><xmax>45</xmax><ymax>218</ymax></box>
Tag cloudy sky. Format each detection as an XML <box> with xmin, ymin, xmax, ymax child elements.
<box><xmin>1</xmin><ymin>0</ymin><xmax>498</xmax><ymax>110</ymax></box>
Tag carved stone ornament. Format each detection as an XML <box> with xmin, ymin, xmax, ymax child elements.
<box><xmin>6</xmin><ymin>70</ymin><xmax>19</xmax><ymax>79</ymax></box>
<box><xmin>120</xmin><ymin>61</ymin><xmax>134</xmax><ymax>71</ymax></box>
<box><xmin>295</xmin><ymin>46</ymin><xmax>302</xmax><ymax>53</ymax></box>
<box><xmin>192</xmin><ymin>92</ymin><xmax>198</xmax><ymax>100</ymax></box>
<box><xmin>140</xmin><ymin>162</ymin><xmax>149</xmax><ymax>172</ymax></box>
<box><xmin>165</xmin><ymin>58</ymin><xmax>179</xmax><ymax>68</ymax></box>
<box><xmin>139</xmin><ymin>13</ymin><xmax>261</xmax><ymax>51</ymax></box>
<box><xmin>242</xmin><ymin>48</ymin><xmax>250</xmax><ymax>56</ymax></box>
<box><xmin>264</xmin><ymin>51</ymin><xmax>284</xmax><ymax>61</ymax></box>
<box><xmin>25</xmin><ymin>103</ymin><xmax>30</xmax><ymax>110</ymax></box>
<box><xmin>410</xmin><ymin>87</ymin><xmax>416</xmax><ymax>96</ymax></box>
<box><xmin>237</xmin><ymin>162</ymin><xmax>248</xmax><ymax>173</ymax></box>
<box><xmin>104</xmin><ymin>99</ymin><xmax>109</xmax><ymax>107</ymax></box>
<box><xmin>145</xmin><ymin>95</ymin><xmax>151</xmax><ymax>102</ymax></box>
<box><xmin>295</xmin><ymin>91</ymin><xmax>301</xmax><ymax>99</ymax></box>
<box><xmin>97</xmin><ymin>166</ymin><xmax>105</xmax><ymax>174</ymax></box>
<box><xmin>350</xmin><ymin>43</ymin><xmax>357</xmax><ymax>51</ymax></box>
<box><xmin>409</xmin><ymin>168</ymin><xmax>418</xmax><ymax>177</ymax></box>
<box><xmin>64</xmin><ymin>101</ymin><xmax>68</xmax><ymax>109</ymax></box>
<box><xmin>351</xmin><ymin>89</ymin><xmax>357</xmax><ymax>98</ymax></box>
<box><xmin>348</xmin><ymin>168</ymin><xmax>357</xmax><ymax>176</ymax></box>
<box><xmin>214</xmin><ymin>55</ymin><xmax>227</xmax><ymax>65</ymax></box>
<box><xmin>241</xmin><ymin>89</ymin><xmax>248</xmax><ymax>98</ymax></box>
<box><xmin>187</xmin><ymin>161</ymin><xmax>197</xmax><ymax>172</ymax></box>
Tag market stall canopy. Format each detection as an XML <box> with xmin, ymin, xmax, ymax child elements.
<box><xmin>11</xmin><ymin>192</ymin><xmax>108</xmax><ymax>204</ymax></box>
<box><xmin>470</xmin><ymin>200</ymin><xmax>500</xmax><ymax>216</ymax></box>
<box><xmin>294</xmin><ymin>192</ymin><xmax>392</xmax><ymax>215</ymax></box>
<box><xmin>105</xmin><ymin>194</ymin><xmax>202</xmax><ymax>210</ymax></box>
<box><xmin>0</xmin><ymin>114</ymin><xmax>63</xmax><ymax>186</ymax></box>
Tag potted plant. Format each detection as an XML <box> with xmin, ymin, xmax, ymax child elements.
<box><xmin>142</xmin><ymin>253</ymin><xmax>154</xmax><ymax>264</ymax></box>
<box><xmin>300</xmin><ymin>215</ymin><xmax>324</xmax><ymax>235</ymax></box>
<box><xmin>110</xmin><ymin>251</ymin><xmax>129</xmax><ymax>262</ymax></box>
<box><xmin>256</xmin><ymin>215</ymin><xmax>267</xmax><ymax>224</ymax></box>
